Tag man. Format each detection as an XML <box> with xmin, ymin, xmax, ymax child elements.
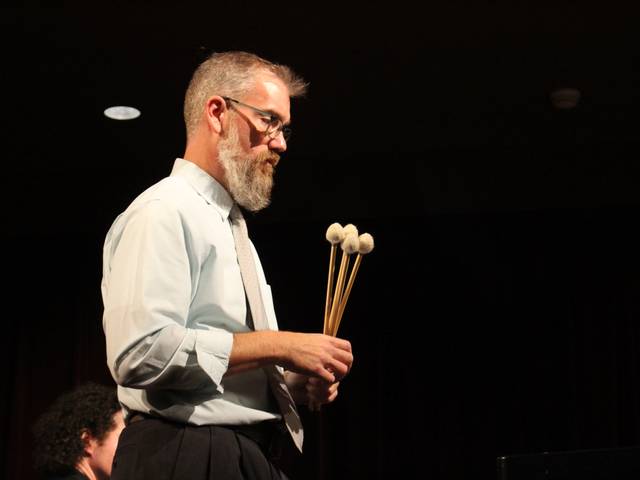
<box><xmin>32</xmin><ymin>382</ymin><xmax>125</xmax><ymax>480</ymax></box>
<box><xmin>101</xmin><ymin>51</ymin><xmax>354</xmax><ymax>479</ymax></box>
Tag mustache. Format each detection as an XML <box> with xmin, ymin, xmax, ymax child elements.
<box><xmin>256</xmin><ymin>151</ymin><xmax>280</xmax><ymax>168</ymax></box>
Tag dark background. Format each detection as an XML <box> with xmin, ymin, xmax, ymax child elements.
<box><xmin>4</xmin><ymin>1</ymin><xmax>640</xmax><ymax>479</ymax></box>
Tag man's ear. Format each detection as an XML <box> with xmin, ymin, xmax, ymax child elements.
<box><xmin>205</xmin><ymin>96</ymin><xmax>227</xmax><ymax>134</ymax></box>
<box><xmin>80</xmin><ymin>429</ymin><xmax>96</xmax><ymax>457</ymax></box>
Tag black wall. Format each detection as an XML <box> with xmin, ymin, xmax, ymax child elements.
<box><xmin>4</xmin><ymin>2</ymin><xmax>640</xmax><ymax>479</ymax></box>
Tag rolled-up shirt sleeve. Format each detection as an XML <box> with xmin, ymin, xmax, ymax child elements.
<box><xmin>102</xmin><ymin>199</ymin><xmax>233</xmax><ymax>393</ymax></box>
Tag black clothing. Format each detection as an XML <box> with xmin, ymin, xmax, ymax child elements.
<box><xmin>112</xmin><ymin>416</ymin><xmax>290</xmax><ymax>480</ymax></box>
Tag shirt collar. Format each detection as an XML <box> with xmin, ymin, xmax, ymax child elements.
<box><xmin>170</xmin><ymin>158</ymin><xmax>234</xmax><ymax>220</ymax></box>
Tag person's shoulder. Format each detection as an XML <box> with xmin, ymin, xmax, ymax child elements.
<box><xmin>141</xmin><ymin>175</ymin><xmax>192</xmax><ymax>200</ymax></box>
<box><xmin>105</xmin><ymin>177</ymin><xmax>185</xmax><ymax>229</ymax></box>
<box><xmin>125</xmin><ymin>176</ymin><xmax>195</xmax><ymax>211</ymax></box>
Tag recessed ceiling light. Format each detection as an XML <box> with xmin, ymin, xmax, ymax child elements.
<box><xmin>104</xmin><ymin>106</ymin><xmax>141</xmax><ymax>120</ymax></box>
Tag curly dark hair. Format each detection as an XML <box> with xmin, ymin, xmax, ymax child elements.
<box><xmin>32</xmin><ymin>382</ymin><xmax>121</xmax><ymax>475</ymax></box>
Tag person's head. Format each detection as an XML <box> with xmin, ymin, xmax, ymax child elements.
<box><xmin>32</xmin><ymin>382</ymin><xmax>125</xmax><ymax>480</ymax></box>
<box><xmin>183</xmin><ymin>51</ymin><xmax>308</xmax><ymax>211</ymax></box>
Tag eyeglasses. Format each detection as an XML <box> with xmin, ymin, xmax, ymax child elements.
<box><xmin>222</xmin><ymin>96</ymin><xmax>291</xmax><ymax>142</ymax></box>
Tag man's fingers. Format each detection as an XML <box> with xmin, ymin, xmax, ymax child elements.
<box><xmin>326</xmin><ymin>359</ymin><xmax>349</xmax><ymax>380</ymax></box>
<box><xmin>306</xmin><ymin>378</ymin><xmax>340</xmax><ymax>403</ymax></box>
<box><xmin>330</xmin><ymin>336</ymin><xmax>352</xmax><ymax>353</ymax></box>
<box><xmin>307</xmin><ymin>377</ymin><xmax>339</xmax><ymax>387</ymax></box>
<box><xmin>327</xmin><ymin>348</ymin><xmax>353</xmax><ymax>379</ymax></box>
<box><xmin>315</xmin><ymin>365</ymin><xmax>336</xmax><ymax>383</ymax></box>
<box><xmin>288</xmin><ymin>333</ymin><xmax>353</xmax><ymax>381</ymax></box>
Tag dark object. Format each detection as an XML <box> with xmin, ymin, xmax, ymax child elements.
<box><xmin>497</xmin><ymin>446</ymin><xmax>640</xmax><ymax>480</ymax></box>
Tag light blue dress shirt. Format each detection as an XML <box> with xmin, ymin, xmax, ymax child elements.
<box><xmin>102</xmin><ymin>158</ymin><xmax>280</xmax><ymax>425</ymax></box>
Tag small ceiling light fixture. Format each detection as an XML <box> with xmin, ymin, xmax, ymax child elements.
<box><xmin>549</xmin><ymin>88</ymin><xmax>581</xmax><ymax>110</ymax></box>
<box><xmin>104</xmin><ymin>105</ymin><xmax>141</xmax><ymax>120</ymax></box>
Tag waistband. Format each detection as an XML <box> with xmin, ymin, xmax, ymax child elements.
<box><xmin>126</xmin><ymin>411</ymin><xmax>287</xmax><ymax>460</ymax></box>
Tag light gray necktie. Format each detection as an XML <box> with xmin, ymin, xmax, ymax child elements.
<box><xmin>230</xmin><ymin>205</ymin><xmax>304</xmax><ymax>452</ymax></box>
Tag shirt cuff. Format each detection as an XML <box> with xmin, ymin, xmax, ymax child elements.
<box><xmin>194</xmin><ymin>328</ymin><xmax>234</xmax><ymax>394</ymax></box>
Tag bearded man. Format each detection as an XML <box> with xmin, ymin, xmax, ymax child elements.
<box><xmin>101</xmin><ymin>51</ymin><xmax>353</xmax><ymax>480</ymax></box>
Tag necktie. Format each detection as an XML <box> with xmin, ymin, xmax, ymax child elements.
<box><xmin>230</xmin><ymin>205</ymin><xmax>304</xmax><ymax>452</ymax></box>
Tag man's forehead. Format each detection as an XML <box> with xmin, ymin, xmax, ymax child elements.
<box><xmin>251</xmin><ymin>74</ymin><xmax>291</xmax><ymax>119</ymax></box>
<box><xmin>250</xmin><ymin>72</ymin><xmax>286</xmax><ymax>94</ymax></box>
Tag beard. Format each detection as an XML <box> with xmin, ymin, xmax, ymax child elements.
<box><xmin>218</xmin><ymin>124</ymin><xmax>280</xmax><ymax>212</ymax></box>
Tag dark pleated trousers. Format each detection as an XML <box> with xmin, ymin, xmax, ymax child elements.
<box><xmin>111</xmin><ymin>417</ymin><xmax>290</xmax><ymax>480</ymax></box>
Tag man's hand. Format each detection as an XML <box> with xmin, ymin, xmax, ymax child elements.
<box><xmin>278</xmin><ymin>332</ymin><xmax>353</xmax><ymax>383</ymax></box>
<box><xmin>227</xmin><ymin>331</ymin><xmax>353</xmax><ymax>383</ymax></box>
<box><xmin>285</xmin><ymin>371</ymin><xmax>340</xmax><ymax>406</ymax></box>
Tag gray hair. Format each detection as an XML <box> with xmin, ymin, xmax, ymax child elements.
<box><xmin>183</xmin><ymin>51</ymin><xmax>308</xmax><ymax>138</ymax></box>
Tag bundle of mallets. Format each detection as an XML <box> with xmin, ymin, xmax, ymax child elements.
<box><xmin>323</xmin><ymin>223</ymin><xmax>375</xmax><ymax>337</ymax></box>
<box><xmin>308</xmin><ymin>223</ymin><xmax>374</xmax><ymax>412</ymax></box>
